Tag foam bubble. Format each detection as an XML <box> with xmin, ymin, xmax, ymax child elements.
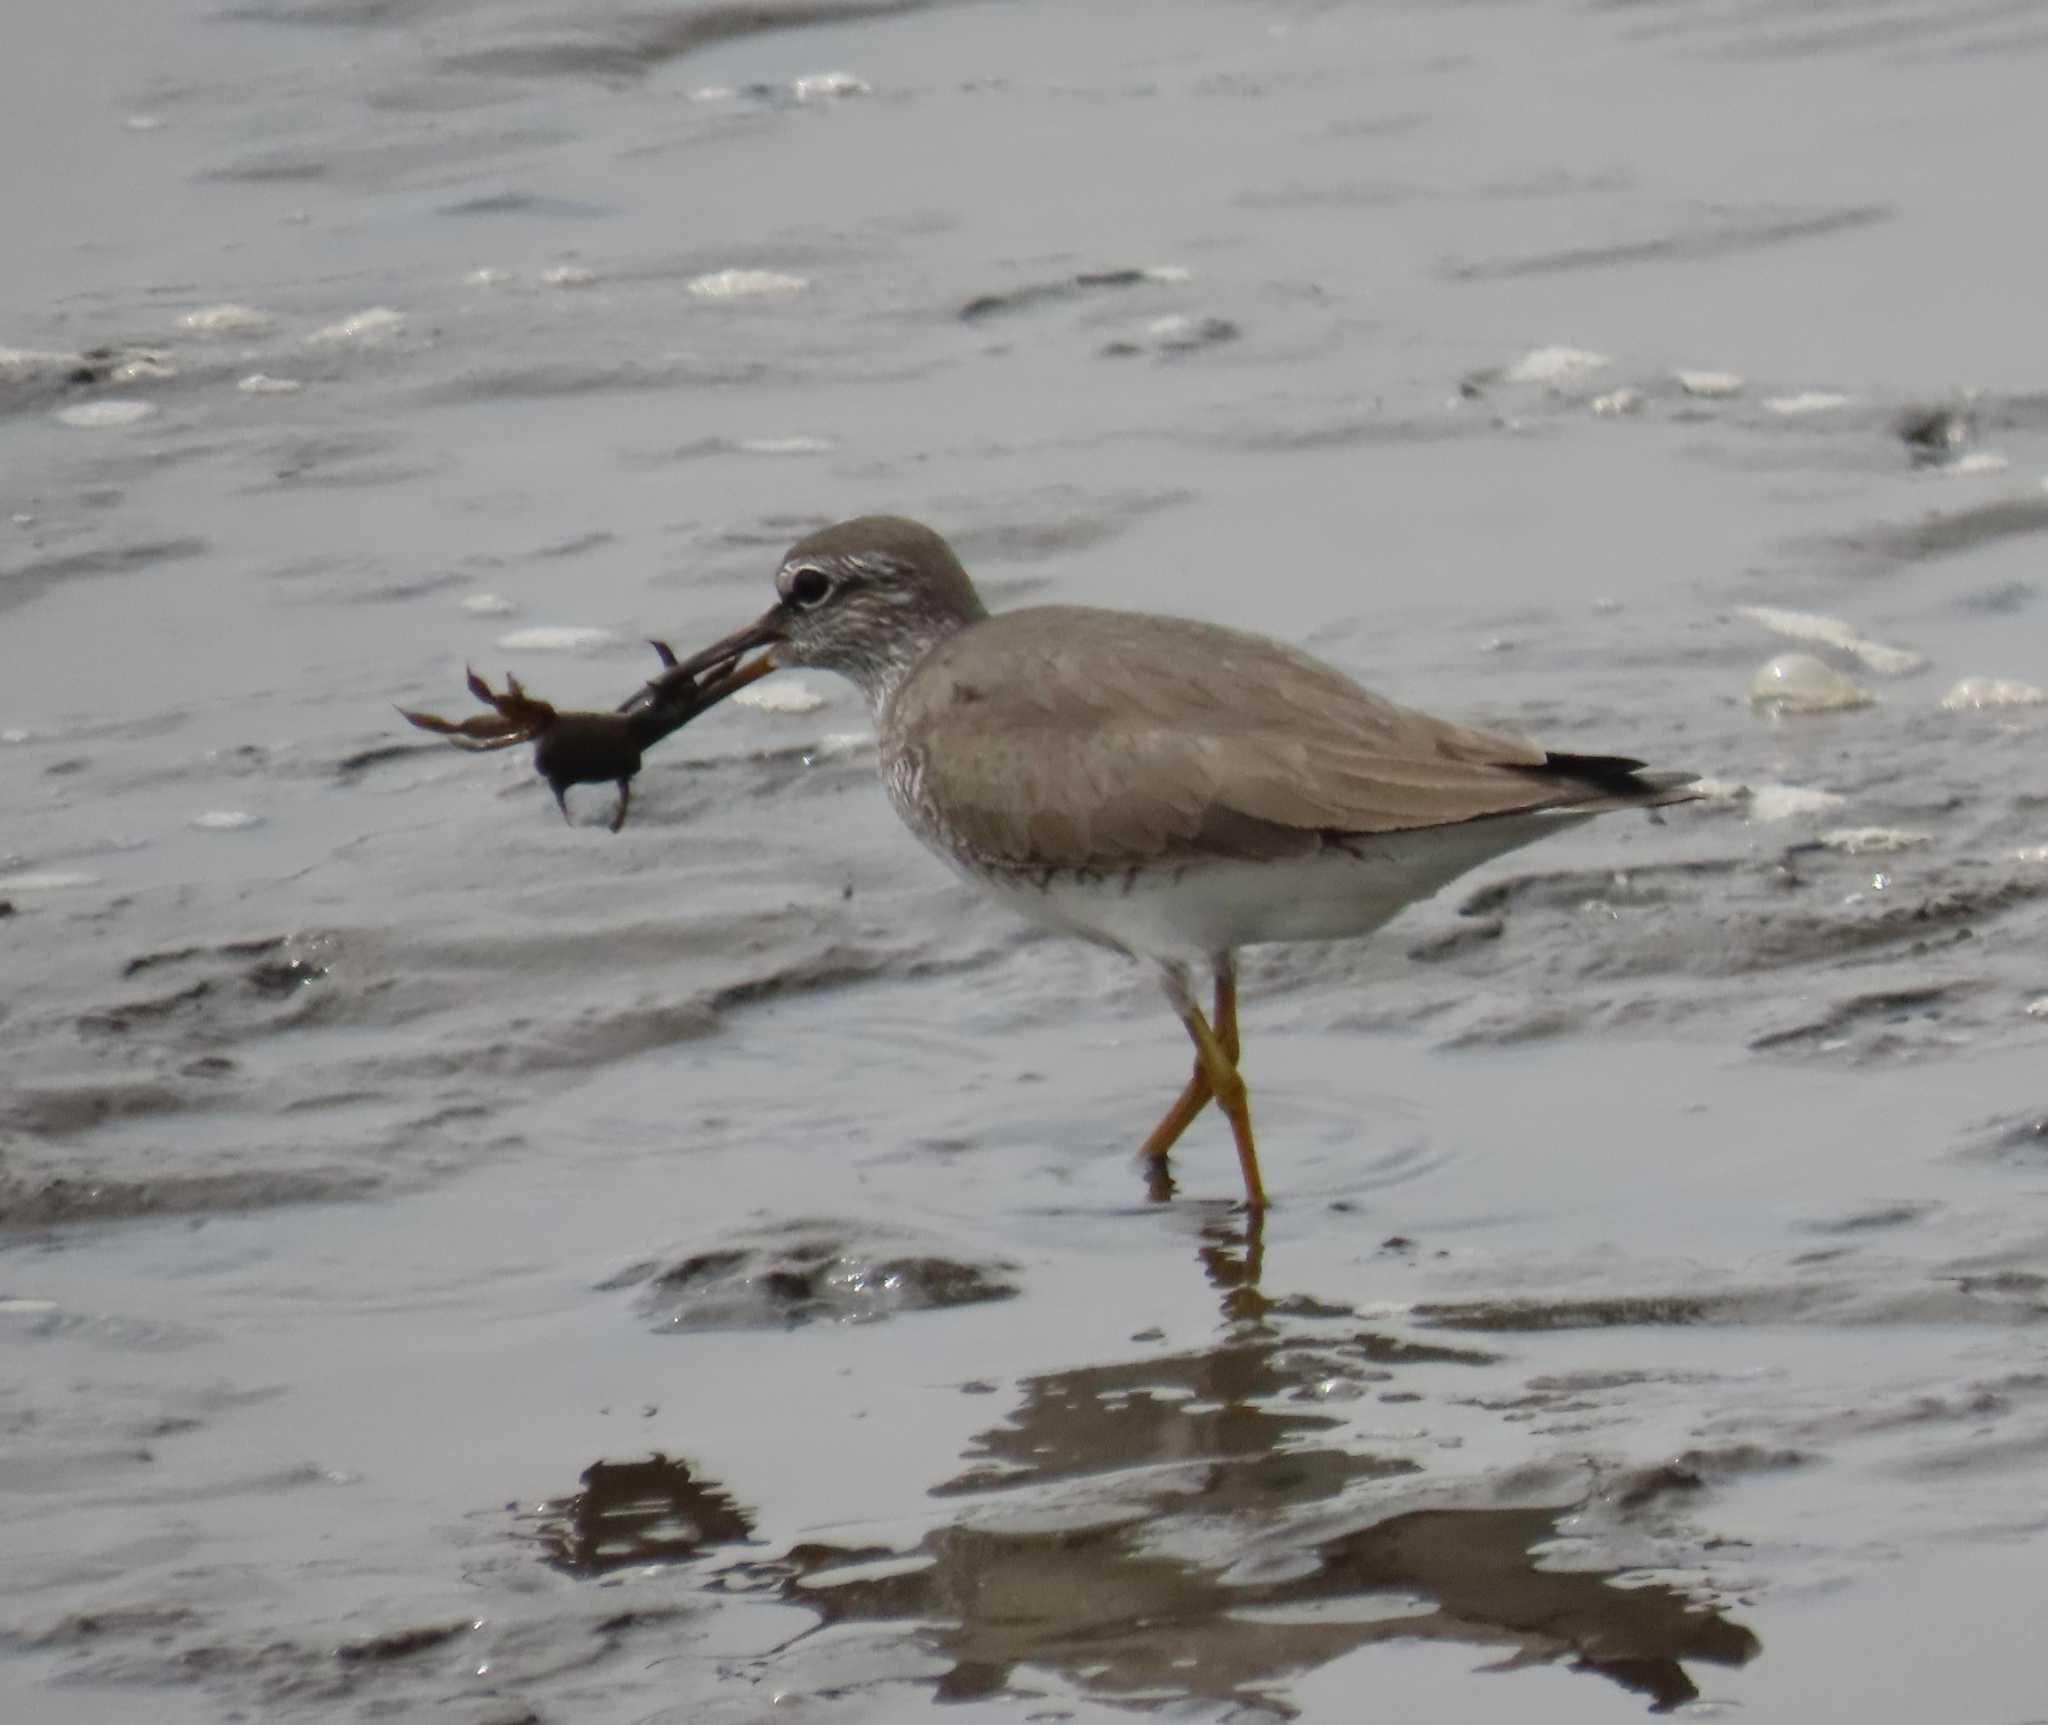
<box><xmin>307</xmin><ymin>307</ymin><xmax>405</xmax><ymax>344</ymax></box>
<box><xmin>687</xmin><ymin>269</ymin><xmax>807</xmax><ymax>299</ymax></box>
<box><xmin>1695</xmin><ymin>780</ymin><xmax>1847</xmax><ymax>821</ymax></box>
<box><xmin>792</xmin><ymin>71</ymin><xmax>870</xmax><ymax>100</ymax></box>
<box><xmin>0</xmin><ymin>347</ymin><xmax>77</xmax><ymax>382</ymax></box>
<box><xmin>495</xmin><ymin>626</ymin><xmax>614</xmax><ymax>652</ymax></box>
<box><xmin>1939</xmin><ymin>677</ymin><xmax>2047</xmax><ymax>711</ymax></box>
<box><xmin>0</xmin><ymin>871</ymin><xmax>99</xmax><ymax>891</ymax></box>
<box><xmin>183</xmin><ymin>304</ymin><xmax>273</xmax><ymax>335</ymax></box>
<box><xmin>734</xmin><ymin>680</ymin><xmax>828</xmax><ymax>714</ymax></box>
<box><xmin>55</xmin><ymin>400</ymin><xmax>156</xmax><ymax>428</ymax></box>
<box><xmin>1504</xmin><ymin>346</ymin><xmax>1610</xmax><ymax>385</ymax></box>
<box><xmin>1748</xmin><ymin>653</ymin><xmax>1873</xmax><ymax>714</ymax></box>
<box><xmin>1765</xmin><ymin>391</ymin><xmax>1852</xmax><ymax>415</ymax></box>
<box><xmin>1676</xmin><ymin>370</ymin><xmax>1743</xmax><ymax>398</ymax></box>
<box><xmin>1736</xmin><ymin>606</ymin><xmax>1925</xmax><ymax>675</ymax></box>
<box><xmin>1819</xmin><ymin>828</ymin><xmax>1932</xmax><ymax>855</ymax></box>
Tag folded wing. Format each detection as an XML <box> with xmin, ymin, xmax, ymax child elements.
<box><xmin>889</xmin><ymin>606</ymin><xmax>1690</xmax><ymax>868</ymax></box>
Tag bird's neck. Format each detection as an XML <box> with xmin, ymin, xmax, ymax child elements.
<box><xmin>847</xmin><ymin>607</ymin><xmax>981</xmax><ymax>716</ymax></box>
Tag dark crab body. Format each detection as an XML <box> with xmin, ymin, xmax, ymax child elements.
<box><xmin>529</xmin><ymin>711</ymin><xmax>646</xmax><ymax>827</ymax></box>
<box><xmin>399</xmin><ymin>642</ymin><xmax>772</xmax><ymax>831</ymax></box>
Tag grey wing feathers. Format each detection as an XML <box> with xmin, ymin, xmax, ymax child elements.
<box><xmin>891</xmin><ymin>607</ymin><xmax>1691</xmax><ymax>868</ymax></box>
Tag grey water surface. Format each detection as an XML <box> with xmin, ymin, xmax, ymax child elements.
<box><xmin>5</xmin><ymin>1</ymin><xmax>2048</xmax><ymax>1720</ymax></box>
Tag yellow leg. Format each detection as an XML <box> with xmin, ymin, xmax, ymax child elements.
<box><xmin>1139</xmin><ymin>1068</ymin><xmax>1211</xmax><ymax>1171</ymax></box>
<box><xmin>1138</xmin><ymin>966</ymin><xmax>1239</xmax><ymax>1172</ymax></box>
<box><xmin>1179</xmin><ymin>997</ymin><xmax>1265</xmax><ymax>1213</ymax></box>
<box><xmin>1140</xmin><ymin>961</ymin><xmax>1262</xmax><ymax>1212</ymax></box>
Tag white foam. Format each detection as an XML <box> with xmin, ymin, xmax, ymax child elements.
<box><xmin>1939</xmin><ymin>676</ymin><xmax>2047</xmax><ymax>711</ymax></box>
<box><xmin>1676</xmin><ymin>369</ymin><xmax>1743</xmax><ymax>398</ymax></box>
<box><xmin>307</xmin><ymin>307</ymin><xmax>405</xmax><ymax>344</ymax></box>
<box><xmin>192</xmin><ymin>810</ymin><xmax>263</xmax><ymax>831</ymax></box>
<box><xmin>1503</xmin><ymin>345</ymin><xmax>1610</xmax><ymax>385</ymax></box>
<box><xmin>1764</xmin><ymin>391</ymin><xmax>1852</xmax><ymax>415</ymax></box>
<box><xmin>738</xmin><ymin>436</ymin><xmax>834</xmax><ymax>455</ymax></box>
<box><xmin>495</xmin><ymin>626</ymin><xmax>614</xmax><ymax>652</ymax></box>
<box><xmin>1590</xmin><ymin>388</ymin><xmax>1642</xmax><ymax>416</ymax></box>
<box><xmin>1819</xmin><ymin>827</ymin><xmax>1932</xmax><ymax>855</ymax></box>
<box><xmin>466</xmin><ymin>267</ymin><xmax>511</xmax><ymax>287</ymax></box>
<box><xmin>55</xmin><ymin>400</ymin><xmax>156</xmax><ymax>428</ymax></box>
<box><xmin>1694</xmin><ymin>780</ymin><xmax>1847</xmax><ymax>822</ymax></box>
<box><xmin>461</xmin><ymin>593</ymin><xmax>518</xmax><ymax>616</ymax></box>
<box><xmin>543</xmin><ymin>265</ymin><xmax>596</xmax><ymax>288</ymax></box>
<box><xmin>1750</xmin><ymin>785</ymin><xmax>1847</xmax><ymax>821</ymax></box>
<box><xmin>1944</xmin><ymin>451</ymin><xmax>2008</xmax><ymax>476</ymax></box>
<box><xmin>0</xmin><ymin>871</ymin><xmax>98</xmax><ymax>891</ymax></box>
<box><xmin>792</xmin><ymin>71</ymin><xmax>870</xmax><ymax>100</ymax></box>
<box><xmin>0</xmin><ymin>347</ymin><xmax>76</xmax><ymax>381</ymax></box>
<box><xmin>111</xmin><ymin>353</ymin><xmax>174</xmax><ymax>383</ymax></box>
<box><xmin>1747</xmin><ymin>653</ymin><xmax>1873</xmax><ymax>714</ymax></box>
<box><xmin>183</xmin><ymin>303</ymin><xmax>273</xmax><ymax>335</ymax></box>
<box><xmin>734</xmin><ymin>680</ymin><xmax>827</xmax><ymax>714</ymax></box>
<box><xmin>237</xmin><ymin>373</ymin><xmax>303</xmax><ymax>395</ymax></box>
<box><xmin>688</xmin><ymin>269</ymin><xmax>807</xmax><ymax>299</ymax></box>
<box><xmin>1736</xmin><ymin>606</ymin><xmax>1925</xmax><ymax>676</ymax></box>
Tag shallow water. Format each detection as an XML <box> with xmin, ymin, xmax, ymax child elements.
<box><xmin>6</xmin><ymin>0</ymin><xmax>2048</xmax><ymax>1719</ymax></box>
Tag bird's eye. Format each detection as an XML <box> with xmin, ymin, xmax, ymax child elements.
<box><xmin>786</xmin><ymin>566</ymin><xmax>832</xmax><ymax>608</ymax></box>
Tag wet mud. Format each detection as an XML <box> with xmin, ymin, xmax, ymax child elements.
<box><xmin>7</xmin><ymin>0</ymin><xmax>2048</xmax><ymax>1720</ymax></box>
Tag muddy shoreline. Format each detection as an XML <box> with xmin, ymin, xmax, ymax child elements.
<box><xmin>8</xmin><ymin>0</ymin><xmax>2048</xmax><ymax>1719</ymax></box>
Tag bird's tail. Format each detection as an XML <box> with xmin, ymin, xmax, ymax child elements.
<box><xmin>1524</xmin><ymin>752</ymin><xmax>1701</xmax><ymax>814</ymax></box>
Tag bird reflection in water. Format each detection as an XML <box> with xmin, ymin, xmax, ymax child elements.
<box><xmin>529</xmin><ymin>1453</ymin><xmax>757</xmax><ymax>1576</ymax></box>
<box><xmin>528</xmin><ymin>1231</ymin><xmax>1759</xmax><ymax>1713</ymax></box>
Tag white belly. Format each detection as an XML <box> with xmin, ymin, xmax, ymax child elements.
<box><xmin>954</xmin><ymin>814</ymin><xmax>1589</xmax><ymax>963</ymax></box>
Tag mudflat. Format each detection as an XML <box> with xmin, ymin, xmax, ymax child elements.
<box><xmin>5</xmin><ymin>2</ymin><xmax>2048</xmax><ymax>1719</ymax></box>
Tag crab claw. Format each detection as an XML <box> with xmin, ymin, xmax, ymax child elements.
<box><xmin>399</xmin><ymin>668</ymin><xmax>561</xmax><ymax>752</ymax></box>
<box><xmin>396</xmin><ymin>705</ymin><xmax>527</xmax><ymax>748</ymax></box>
<box><xmin>395</xmin><ymin>638</ymin><xmax>763</xmax><ymax>832</ymax></box>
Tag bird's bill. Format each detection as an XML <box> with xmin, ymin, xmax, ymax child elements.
<box><xmin>632</xmin><ymin>605</ymin><xmax>787</xmax><ymax>722</ymax></box>
<box><xmin>664</xmin><ymin>606</ymin><xmax>787</xmax><ymax>682</ymax></box>
<box><xmin>686</xmin><ymin>648</ymin><xmax>779</xmax><ymax>708</ymax></box>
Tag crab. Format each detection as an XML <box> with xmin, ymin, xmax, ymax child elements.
<box><xmin>398</xmin><ymin>640</ymin><xmax>772</xmax><ymax>832</ymax></box>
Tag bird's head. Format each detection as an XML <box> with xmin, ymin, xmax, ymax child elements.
<box><xmin>658</xmin><ymin>515</ymin><xmax>989</xmax><ymax>712</ymax></box>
